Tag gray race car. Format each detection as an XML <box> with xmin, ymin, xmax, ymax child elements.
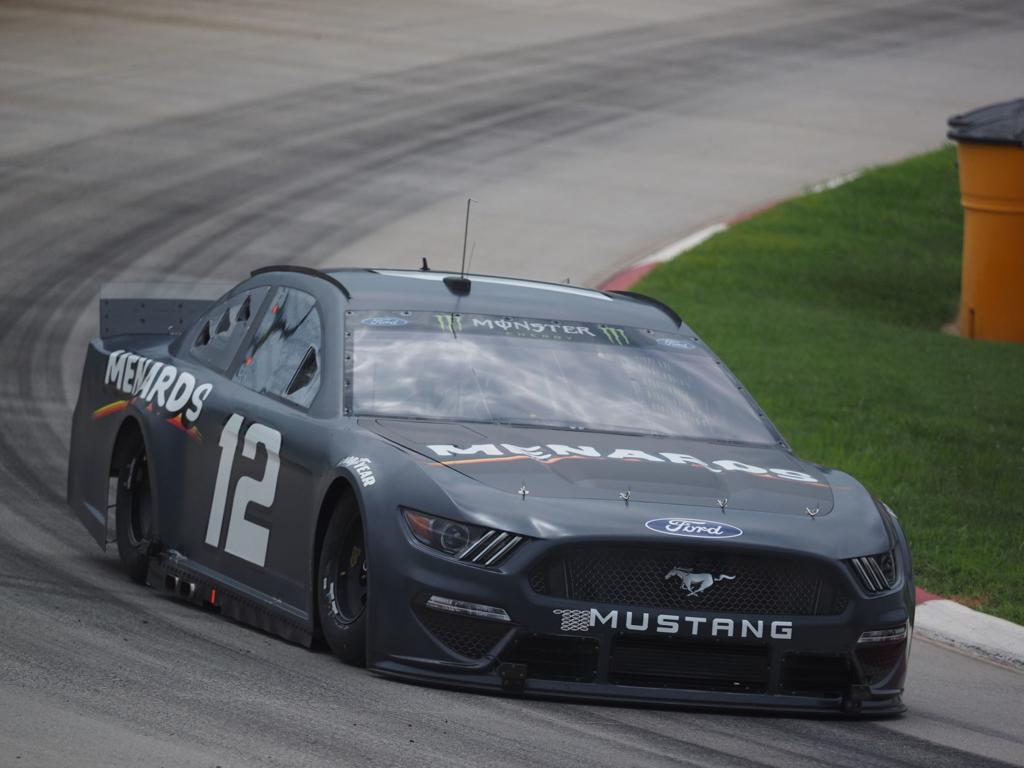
<box><xmin>67</xmin><ymin>265</ymin><xmax>914</xmax><ymax>714</ymax></box>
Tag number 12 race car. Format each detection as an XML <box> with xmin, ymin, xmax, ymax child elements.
<box><xmin>68</xmin><ymin>266</ymin><xmax>914</xmax><ymax>714</ymax></box>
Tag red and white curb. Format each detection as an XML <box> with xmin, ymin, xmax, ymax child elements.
<box><xmin>916</xmin><ymin>589</ymin><xmax>1024</xmax><ymax>671</ymax></box>
<box><xmin>808</xmin><ymin>170</ymin><xmax>861</xmax><ymax>193</ymax></box>
<box><xmin>599</xmin><ymin>223</ymin><xmax>728</xmax><ymax>291</ymax></box>
<box><xmin>599</xmin><ymin>172</ymin><xmax>861</xmax><ymax>292</ymax></box>
<box><xmin>598</xmin><ymin>172</ymin><xmax>1024</xmax><ymax>670</ymax></box>
<box><xmin>598</xmin><ymin>204</ymin><xmax>772</xmax><ymax>291</ymax></box>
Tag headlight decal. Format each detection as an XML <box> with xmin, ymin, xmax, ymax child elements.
<box><xmin>849</xmin><ymin>551</ymin><xmax>898</xmax><ymax>593</ymax></box>
<box><xmin>458</xmin><ymin>530</ymin><xmax>524</xmax><ymax>566</ymax></box>
<box><xmin>401</xmin><ymin>508</ymin><xmax>524</xmax><ymax>567</ymax></box>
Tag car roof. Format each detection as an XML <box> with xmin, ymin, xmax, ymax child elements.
<box><xmin>314</xmin><ymin>267</ymin><xmax>690</xmax><ymax>333</ymax></box>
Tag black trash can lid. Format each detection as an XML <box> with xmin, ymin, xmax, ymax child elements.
<box><xmin>948</xmin><ymin>98</ymin><xmax>1024</xmax><ymax>148</ymax></box>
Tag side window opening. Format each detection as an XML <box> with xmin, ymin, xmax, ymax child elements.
<box><xmin>190</xmin><ymin>286</ymin><xmax>268</xmax><ymax>372</ymax></box>
<box><xmin>215</xmin><ymin>309</ymin><xmax>231</xmax><ymax>335</ymax></box>
<box><xmin>286</xmin><ymin>347</ymin><xmax>318</xmax><ymax>397</ymax></box>
<box><xmin>195</xmin><ymin>321</ymin><xmax>211</xmax><ymax>348</ymax></box>
<box><xmin>234</xmin><ymin>287</ymin><xmax>323</xmax><ymax>408</ymax></box>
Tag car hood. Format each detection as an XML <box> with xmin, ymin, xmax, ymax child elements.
<box><xmin>362</xmin><ymin>418</ymin><xmax>834</xmax><ymax>516</ymax></box>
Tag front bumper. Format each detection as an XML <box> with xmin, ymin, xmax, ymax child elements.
<box><xmin>366</xmin><ymin>532</ymin><xmax>913</xmax><ymax>716</ymax></box>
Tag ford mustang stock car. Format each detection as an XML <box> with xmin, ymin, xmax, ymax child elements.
<box><xmin>67</xmin><ymin>265</ymin><xmax>914</xmax><ymax>714</ymax></box>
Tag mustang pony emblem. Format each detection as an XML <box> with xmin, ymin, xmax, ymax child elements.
<box><xmin>665</xmin><ymin>567</ymin><xmax>736</xmax><ymax>596</ymax></box>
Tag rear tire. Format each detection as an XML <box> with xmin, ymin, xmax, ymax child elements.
<box><xmin>317</xmin><ymin>501</ymin><xmax>368</xmax><ymax>665</ymax></box>
<box><xmin>114</xmin><ymin>428</ymin><xmax>154</xmax><ymax>584</ymax></box>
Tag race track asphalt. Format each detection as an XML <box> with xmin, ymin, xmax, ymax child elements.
<box><xmin>1</xmin><ymin>1</ymin><xmax>1022</xmax><ymax>765</ymax></box>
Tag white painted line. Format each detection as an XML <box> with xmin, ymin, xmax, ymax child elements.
<box><xmin>809</xmin><ymin>171</ymin><xmax>860</xmax><ymax>194</ymax></box>
<box><xmin>634</xmin><ymin>223</ymin><xmax>729</xmax><ymax>268</ymax></box>
<box><xmin>915</xmin><ymin>599</ymin><xmax>1024</xmax><ymax>671</ymax></box>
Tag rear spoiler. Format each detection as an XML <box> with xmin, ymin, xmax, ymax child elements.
<box><xmin>99</xmin><ymin>282</ymin><xmax>233</xmax><ymax>339</ymax></box>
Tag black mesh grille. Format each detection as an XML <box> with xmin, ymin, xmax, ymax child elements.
<box><xmin>531</xmin><ymin>546</ymin><xmax>846</xmax><ymax>616</ymax></box>
<box><xmin>610</xmin><ymin>636</ymin><xmax>769</xmax><ymax>692</ymax></box>
<box><xmin>856</xmin><ymin>642</ymin><xmax>906</xmax><ymax>684</ymax></box>
<box><xmin>832</xmin><ymin>591</ymin><xmax>849</xmax><ymax>614</ymax></box>
<box><xmin>781</xmin><ymin>653</ymin><xmax>855</xmax><ymax>696</ymax></box>
<box><xmin>417</xmin><ymin>609</ymin><xmax>509</xmax><ymax>659</ymax></box>
<box><xmin>500</xmin><ymin>635</ymin><xmax>599</xmax><ymax>682</ymax></box>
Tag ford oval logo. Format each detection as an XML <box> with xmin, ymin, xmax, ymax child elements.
<box><xmin>361</xmin><ymin>316</ymin><xmax>408</xmax><ymax>327</ymax></box>
<box><xmin>656</xmin><ymin>337</ymin><xmax>696</xmax><ymax>350</ymax></box>
<box><xmin>645</xmin><ymin>518</ymin><xmax>743</xmax><ymax>539</ymax></box>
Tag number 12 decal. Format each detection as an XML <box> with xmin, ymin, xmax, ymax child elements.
<box><xmin>206</xmin><ymin>413</ymin><xmax>281</xmax><ymax>567</ymax></box>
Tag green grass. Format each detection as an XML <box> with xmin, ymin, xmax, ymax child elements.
<box><xmin>636</xmin><ymin>146</ymin><xmax>1024</xmax><ymax>624</ymax></box>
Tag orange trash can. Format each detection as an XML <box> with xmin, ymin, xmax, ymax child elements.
<box><xmin>947</xmin><ymin>99</ymin><xmax>1024</xmax><ymax>343</ymax></box>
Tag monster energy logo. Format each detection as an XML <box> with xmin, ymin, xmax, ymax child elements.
<box><xmin>600</xmin><ymin>326</ymin><xmax>630</xmax><ymax>345</ymax></box>
<box><xmin>435</xmin><ymin>314</ymin><xmax>463</xmax><ymax>333</ymax></box>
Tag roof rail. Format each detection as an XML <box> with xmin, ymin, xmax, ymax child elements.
<box><xmin>607</xmin><ymin>290</ymin><xmax>681</xmax><ymax>327</ymax></box>
<box><xmin>250</xmin><ymin>265</ymin><xmax>351</xmax><ymax>299</ymax></box>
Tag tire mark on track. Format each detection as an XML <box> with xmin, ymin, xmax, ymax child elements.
<box><xmin>1</xmin><ymin>2</ymin><xmax>1022</xmax><ymax>765</ymax></box>
<box><xmin>3</xmin><ymin>0</ymin><xmax>1020</xmax><ymax>506</ymax></box>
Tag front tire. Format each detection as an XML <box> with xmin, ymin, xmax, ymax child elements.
<box><xmin>114</xmin><ymin>428</ymin><xmax>154</xmax><ymax>584</ymax></box>
<box><xmin>317</xmin><ymin>501</ymin><xmax>368</xmax><ymax>665</ymax></box>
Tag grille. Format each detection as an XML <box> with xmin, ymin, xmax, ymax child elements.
<box><xmin>531</xmin><ymin>546</ymin><xmax>846</xmax><ymax>616</ymax></box>
<box><xmin>500</xmin><ymin>635</ymin><xmax>599</xmax><ymax>682</ymax></box>
<box><xmin>610</xmin><ymin>636</ymin><xmax>769</xmax><ymax>692</ymax></box>
<box><xmin>528</xmin><ymin>567</ymin><xmax>548</xmax><ymax>594</ymax></box>
<box><xmin>417</xmin><ymin>609</ymin><xmax>509</xmax><ymax>659</ymax></box>
<box><xmin>832</xmin><ymin>591</ymin><xmax>849</xmax><ymax>614</ymax></box>
<box><xmin>781</xmin><ymin>653</ymin><xmax>855</xmax><ymax>697</ymax></box>
<box><xmin>856</xmin><ymin>641</ymin><xmax>906</xmax><ymax>684</ymax></box>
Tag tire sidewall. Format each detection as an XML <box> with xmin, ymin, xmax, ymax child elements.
<box><xmin>114</xmin><ymin>427</ymin><xmax>152</xmax><ymax>584</ymax></box>
<box><xmin>317</xmin><ymin>505</ymin><xmax>368</xmax><ymax>665</ymax></box>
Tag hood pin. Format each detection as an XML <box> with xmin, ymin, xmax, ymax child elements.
<box><xmin>519</xmin><ymin>484</ymin><xmax>530</xmax><ymax>500</ymax></box>
<box><xmin>619</xmin><ymin>489</ymin><xmax>631</xmax><ymax>504</ymax></box>
<box><xmin>805</xmin><ymin>505</ymin><xmax>820</xmax><ymax>520</ymax></box>
<box><xmin>717</xmin><ymin>498</ymin><xmax>728</xmax><ymax>515</ymax></box>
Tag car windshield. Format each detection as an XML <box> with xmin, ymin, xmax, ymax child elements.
<box><xmin>347</xmin><ymin>311</ymin><xmax>775</xmax><ymax>444</ymax></box>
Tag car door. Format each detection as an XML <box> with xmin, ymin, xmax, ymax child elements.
<box><xmin>159</xmin><ymin>285</ymin><xmax>268</xmax><ymax>549</ymax></box>
<box><xmin>187</xmin><ymin>285</ymin><xmax>326</xmax><ymax>615</ymax></box>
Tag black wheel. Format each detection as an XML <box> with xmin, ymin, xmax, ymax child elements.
<box><xmin>114</xmin><ymin>428</ymin><xmax>154</xmax><ymax>583</ymax></box>
<box><xmin>317</xmin><ymin>502</ymin><xmax>368</xmax><ymax>665</ymax></box>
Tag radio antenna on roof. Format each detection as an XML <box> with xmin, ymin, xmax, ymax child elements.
<box><xmin>460</xmin><ymin>198</ymin><xmax>476</xmax><ymax>278</ymax></box>
<box><xmin>444</xmin><ymin>198</ymin><xmax>475</xmax><ymax>295</ymax></box>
